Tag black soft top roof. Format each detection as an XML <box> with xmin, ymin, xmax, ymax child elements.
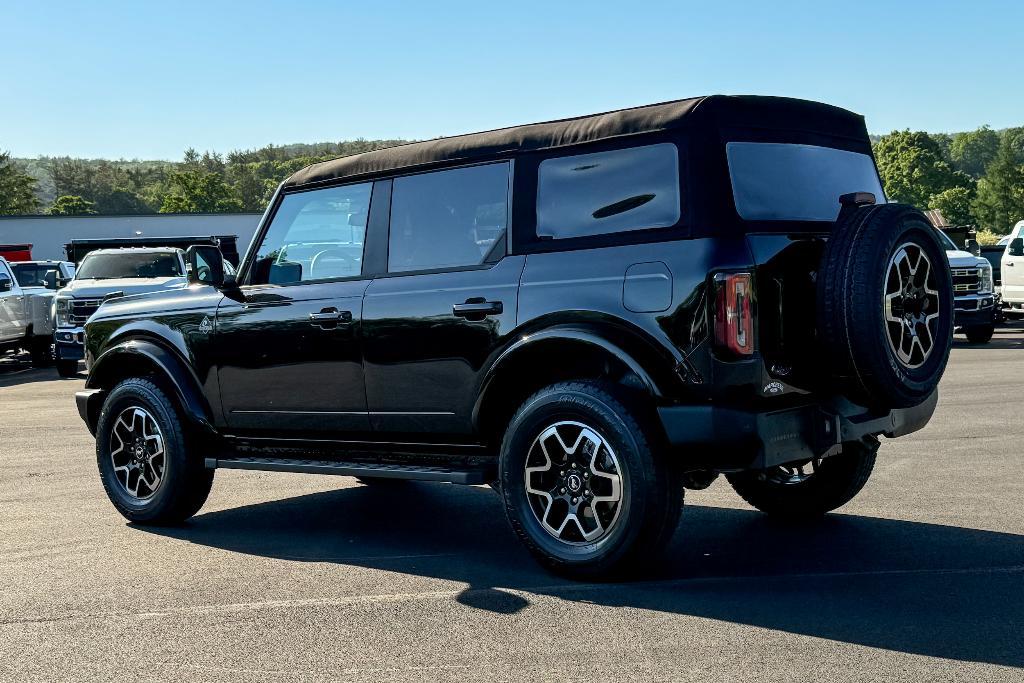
<box><xmin>283</xmin><ymin>95</ymin><xmax>868</xmax><ymax>189</ymax></box>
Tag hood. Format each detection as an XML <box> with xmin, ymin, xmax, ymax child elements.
<box><xmin>90</xmin><ymin>283</ymin><xmax>224</xmax><ymax>321</ymax></box>
<box><xmin>61</xmin><ymin>276</ymin><xmax>187</xmax><ymax>299</ymax></box>
<box><xmin>945</xmin><ymin>249</ymin><xmax>986</xmax><ymax>269</ymax></box>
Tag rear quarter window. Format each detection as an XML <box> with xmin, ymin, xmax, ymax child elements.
<box><xmin>536</xmin><ymin>143</ymin><xmax>681</xmax><ymax>239</ymax></box>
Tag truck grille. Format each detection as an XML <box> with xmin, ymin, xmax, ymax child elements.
<box><xmin>950</xmin><ymin>268</ymin><xmax>981</xmax><ymax>294</ymax></box>
<box><xmin>69</xmin><ymin>298</ymin><xmax>102</xmax><ymax>326</ymax></box>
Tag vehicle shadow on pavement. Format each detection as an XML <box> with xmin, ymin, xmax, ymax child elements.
<box><xmin>0</xmin><ymin>356</ymin><xmax>76</xmax><ymax>386</ymax></box>
<box><xmin>140</xmin><ymin>482</ymin><xmax>1024</xmax><ymax>668</ymax></box>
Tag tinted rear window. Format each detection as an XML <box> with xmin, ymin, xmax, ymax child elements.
<box><xmin>536</xmin><ymin>143</ymin><xmax>680</xmax><ymax>239</ymax></box>
<box><xmin>727</xmin><ymin>142</ymin><xmax>885</xmax><ymax>221</ymax></box>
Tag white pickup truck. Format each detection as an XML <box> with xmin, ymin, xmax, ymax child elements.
<box><xmin>0</xmin><ymin>257</ymin><xmax>73</xmax><ymax>366</ymax></box>
<box><xmin>1001</xmin><ymin>220</ymin><xmax>1024</xmax><ymax>317</ymax></box>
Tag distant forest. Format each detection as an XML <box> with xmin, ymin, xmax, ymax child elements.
<box><xmin>0</xmin><ymin>139</ymin><xmax>410</xmax><ymax>217</ymax></box>
<box><xmin>2</xmin><ymin>125</ymin><xmax>1023</xmax><ymax>243</ymax></box>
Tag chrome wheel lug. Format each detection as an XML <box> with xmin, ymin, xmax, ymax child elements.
<box><xmin>559</xmin><ymin>487</ymin><xmax>566</xmax><ymax>494</ymax></box>
<box><xmin>572</xmin><ymin>497</ymin><xmax>578</xmax><ymax>504</ymax></box>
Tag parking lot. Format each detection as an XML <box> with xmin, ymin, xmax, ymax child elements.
<box><xmin>1</xmin><ymin>328</ymin><xmax>1022</xmax><ymax>682</ymax></box>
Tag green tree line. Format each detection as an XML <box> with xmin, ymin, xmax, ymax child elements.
<box><xmin>2</xmin><ymin>127</ymin><xmax>1023</xmax><ymax>238</ymax></box>
<box><xmin>0</xmin><ymin>139</ymin><xmax>409</xmax><ymax>218</ymax></box>
<box><xmin>872</xmin><ymin>125</ymin><xmax>1024</xmax><ymax>241</ymax></box>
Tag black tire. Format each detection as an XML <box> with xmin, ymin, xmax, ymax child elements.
<box><xmin>726</xmin><ymin>440</ymin><xmax>878</xmax><ymax>518</ymax></box>
<box><xmin>964</xmin><ymin>324</ymin><xmax>994</xmax><ymax>344</ymax></box>
<box><xmin>95</xmin><ymin>377</ymin><xmax>214</xmax><ymax>524</ymax></box>
<box><xmin>56</xmin><ymin>359</ymin><xmax>79</xmax><ymax>377</ymax></box>
<box><xmin>499</xmin><ymin>381</ymin><xmax>682</xmax><ymax>579</ymax></box>
<box><xmin>818</xmin><ymin>204</ymin><xmax>953</xmax><ymax>408</ymax></box>
<box><xmin>30</xmin><ymin>338</ymin><xmax>53</xmax><ymax>367</ymax></box>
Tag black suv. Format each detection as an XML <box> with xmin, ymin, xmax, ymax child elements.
<box><xmin>75</xmin><ymin>96</ymin><xmax>953</xmax><ymax>578</ymax></box>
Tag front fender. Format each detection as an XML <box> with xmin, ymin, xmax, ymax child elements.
<box><xmin>84</xmin><ymin>339</ymin><xmax>215</xmax><ymax>435</ymax></box>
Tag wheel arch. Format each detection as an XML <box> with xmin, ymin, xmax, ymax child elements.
<box><xmin>84</xmin><ymin>338</ymin><xmax>217</xmax><ymax>437</ymax></box>
<box><xmin>473</xmin><ymin>325</ymin><xmax>675</xmax><ymax>445</ymax></box>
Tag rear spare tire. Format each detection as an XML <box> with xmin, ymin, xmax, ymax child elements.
<box><xmin>817</xmin><ymin>204</ymin><xmax>953</xmax><ymax>408</ymax></box>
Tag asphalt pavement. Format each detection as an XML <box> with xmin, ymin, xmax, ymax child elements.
<box><xmin>1</xmin><ymin>327</ymin><xmax>1022</xmax><ymax>682</ymax></box>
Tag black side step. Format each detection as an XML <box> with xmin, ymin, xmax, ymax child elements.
<box><xmin>205</xmin><ymin>456</ymin><xmax>495</xmax><ymax>485</ymax></box>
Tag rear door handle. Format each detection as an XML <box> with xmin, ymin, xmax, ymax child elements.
<box><xmin>452</xmin><ymin>300</ymin><xmax>503</xmax><ymax>318</ymax></box>
<box><xmin>309</xmin><ymin>307</ymin><xmax>353</xmax><ymax>327</ymax></box>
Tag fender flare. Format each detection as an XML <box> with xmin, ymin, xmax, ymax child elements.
<box><xmin>472</xmin><ymin>325</ymin><xmax>672</xmax><ymax>430</ymax></box>
<box><xmin>85</xmin><ymin>338</ymin><xmax>216</xmax><ymax>435</ymax></box>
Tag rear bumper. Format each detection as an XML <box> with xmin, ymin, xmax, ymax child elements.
<box><xmin>658</xmin><ymin>390</ymin><xmax>938</xmax><ymax>470</ymax></box>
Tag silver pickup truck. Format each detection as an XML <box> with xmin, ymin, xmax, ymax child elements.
<box><xmin>0</xmin><ymin>257</ymin><xmax>74</xmax><ymax>366</ymax></box>
<box><xmin>53</xmin><ymin>247</ymin><xmax>191</xmax><ymax>376</ymax></box>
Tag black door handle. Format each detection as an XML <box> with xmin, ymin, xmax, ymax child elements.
<box><xmin>309</xmin><ymin>307</ymin><xmax>353</xmax><ymax>328</ymax></box>
<box><xmin>453</xmin><ymin>300</ymin><xmax>503</xmax><ymax>319</ymax></box>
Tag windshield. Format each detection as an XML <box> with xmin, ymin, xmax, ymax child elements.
<box><xmin>11</xmin><ymin>264</ymin><xmax>58</xmax><ymax>287</ymax></box>
<box><xmin>76</xmin><ymin>252</ymin><xmax>183</xmax><ymax>280</ymax></box>
<box><xmin>934</xmin><ymin>229</ymin><xmax>959</xmax><ymax>251</ymax></box>
<box><xmin>727</xmin><ymin>142</ymin><xmax>886</xmax><ymax>222</ymax></box>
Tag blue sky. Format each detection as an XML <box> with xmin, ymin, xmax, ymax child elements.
<box><xmin>3</xmin><ymin>1</ymin><xmax>1022</xmax><ymax>160</ymax></box>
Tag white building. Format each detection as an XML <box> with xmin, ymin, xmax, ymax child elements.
<box><xmin>0</xmin><ymin>213</ymin><xmax>262</xmax><ymax>261</ymax></box>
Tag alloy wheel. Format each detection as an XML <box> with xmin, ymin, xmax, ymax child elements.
<box><xmin>109</xmin><ymin>406</ymin><xmax>166</xmax><ymax>500</ymax></box>
<box><xmin>883</xmin><ymin>242</ymin><xmax>941</xmax><ymax>369</ymax></box>
<box><xmin>523</xmin><ymin>421</ymin><xmax>624</xmax><ymax>546</ymax></box>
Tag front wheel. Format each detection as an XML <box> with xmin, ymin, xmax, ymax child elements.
<box><xmin>726</xmin><ymin>440</ymin><xmax>878</xmax><ymax>518</ymax></box>
<box><xmin>30</xmin><ymin>338</ymin><xmax>53</xmax><ymax>367</ymax></box>
<box><xmin>56</xmin><ymin>359</ymin><xmax>79</xmax><ymax>377</ymax></box>
<box><xmin>95</xmin><ymin>377</ymin><xmax>214</xmax><ymax>524</ymax></box>
<box><xmin>499</xmin><ymin>381</ymin><xmax>683</xmax><ymax>579</ymax></box>
<box><xmin>964</xmin><ymin>324</ymin><xmax>994</xmax><ymax>344</ymax></box>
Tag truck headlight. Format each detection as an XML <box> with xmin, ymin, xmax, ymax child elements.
<box><xmin>978</xmin><ymin>263</ymin><xmax>993</xmax><ymax>294</ymax></box>
<box><xmin>55</xmin><ymin>297</ymin><xmax>72</xmax><ymax>328</ymax></box>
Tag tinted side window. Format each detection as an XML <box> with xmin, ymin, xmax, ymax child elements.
<box><xmin>388</xmin><ymin>162</ymin><xmax>509</xmax><ymax>273</ymax></box>
<box><xmin>250</xmin><ymin>183</ymin><xmax>371</xmax><ymax>285</ymax></box>
<box><xmin>536</xmin><ymin>143</ymin><xmax>680</xmax><ymax>240</ymax></box>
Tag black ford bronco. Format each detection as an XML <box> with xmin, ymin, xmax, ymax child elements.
<box><xmin>75</xmin><ymin>96</ymin><xmax>953</xmax><ymax>578</ymax></box>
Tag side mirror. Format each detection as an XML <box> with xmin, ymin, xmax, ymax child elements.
<box><xmin>185</xmin><ymin>245</ymin><xmax>227</xmax><ymax>287</ymax></box>
<box><xmin>965</xmin><ymin>239</ymin><xmax>980</xmax><ymax>256</ymax></box>
<box><xmin>1009</xmin><ymin>238</ymin><xmax>1024</xmax><ymax>257</ymax></box>
<box><xmin>0</xmin><ymin>275</ymin><xmax>11</xmax><ymax>293</ymax></box>
<box><xmin>43</xmin><ymin>270</ymin><xmax>59</xmax><ymax>290</ymax></box>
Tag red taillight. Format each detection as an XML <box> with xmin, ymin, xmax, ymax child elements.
<box><xmin>714</xmin><ymin>272</ymin><xmax>754</xmax><ymax>356</ymax></box>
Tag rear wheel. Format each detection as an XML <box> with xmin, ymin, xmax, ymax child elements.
<box><xmin>499</xmin><ymin>381</ymin><xmax>682</xmax><ymax>579</ymax></box>
<box><xmin>95</xmin><ymin>377</ymin><xmax>214</xmax><ymax>524</ymax></box>
<box><xmin>726</xmin><ymin>440</ymin><xmax>878</xmax><ymax>518</ymax></box>
<box><xmin>964</xmin><ymin>324</ymin><xmax>994</xmax><ymax>344</ymax></box>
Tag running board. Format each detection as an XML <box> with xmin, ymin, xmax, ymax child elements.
<box><xmin>204</xmin><ymin>456</ymin><xmax>494</xmax><ymax>485</ymax></box>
